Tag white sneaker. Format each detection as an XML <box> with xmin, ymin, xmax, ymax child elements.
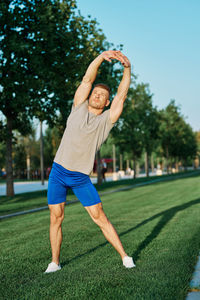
<box><xmin>123</xmin><ymin>256</ymin><xmax>136</xmax><ymax>268</ymax></box>
<box><xmin>44</xmin><ymin>262</ymin><xmax>61</xmax><ymax>273</ymax></box>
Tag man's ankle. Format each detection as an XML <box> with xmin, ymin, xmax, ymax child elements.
<box><xmin>121</xmin><ymin>253</ymin><xmax>128</xmax><ymax>260</ymax></box>
<box><xmin>52</xmin><ymin>259</ymin><xmax>60</xmax><ymax>265</ymax></box>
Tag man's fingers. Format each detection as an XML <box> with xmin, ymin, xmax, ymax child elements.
<box><xmin>104</xmin><ymin>57</ymin><xmax>112</xmax><ymax>62</ymax></box>
<box><xmin>103</xmin><ymin>53</ymin><xmax>122</xmax><ymax>63</ymax></box>
<box><xmin>102</xmin><ymin>51</ymin><xmax>130</xmax><ymax>66</ymax></box>
<box><xmin>111</xmin><ymin>52</ymin><xmax>126</xmax><ymax>64</ymax></box>
<box><xmin>113</xmin><ymin>52</ymin><xmax>128</xmax><ymax>65</ymax></box>
<box><xmin>123</xmin><ymin>56</ymin><xmax>130</xmax><ymax>67</ymax></box>
<box><xmin>117</xmin><ymin>53</ymin><xmax>130</xmax><ymax>67</ymax></box>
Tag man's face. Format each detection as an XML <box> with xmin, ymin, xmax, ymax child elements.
<box><xmin>89</xmin><ymin>86</ymin><xmax>110</xmax><ymax>110</ymax></box>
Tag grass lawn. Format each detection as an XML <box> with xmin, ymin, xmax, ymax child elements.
<box><xmin>0</xmin><ymin>174</ymin><xmax>200</xmax><ymax>299</ymax></box>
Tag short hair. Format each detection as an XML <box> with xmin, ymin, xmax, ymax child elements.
<box><xmin>93</xmin><ymin>83</ymin><xmax>110</xmax><ymax>95</ymax></box>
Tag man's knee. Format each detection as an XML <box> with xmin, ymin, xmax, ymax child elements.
<box><xmin>49</xmin><ymin>203</ymin><xmax>65</xmax><ymax>225</ymax></box>
<box><xmin>86</xmin><ymin>203</ymin><xmax>109</xmax><ymax>227</ymax></box>
<box><xmin>51</xmin><ymin>214</ymin><xmax>64</xmax><ymax>226</ymax></box>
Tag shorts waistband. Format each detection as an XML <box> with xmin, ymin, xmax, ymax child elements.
<box><xmin>52</xmin><ymin>162</ymin><xmax>88</xmax><ymax>177</ymax></box>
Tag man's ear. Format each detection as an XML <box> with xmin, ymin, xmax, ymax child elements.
<box><xmin>105</xmin><ymin>99</ymin><xmax>110</xmax><ymax>107</ymax></box>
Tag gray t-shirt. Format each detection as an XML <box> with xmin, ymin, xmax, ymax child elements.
<box><xmin>54</xmin><ymin>101</ymin><xmax>114</xmax><ymax>174</ymax></box>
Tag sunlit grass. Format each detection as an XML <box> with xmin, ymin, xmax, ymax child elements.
<box><xmin>0</xmin><ymin>174</ymin><xmax>200</xmax><ymax>299</ymax></box>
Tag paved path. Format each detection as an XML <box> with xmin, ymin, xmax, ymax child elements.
<box><xmin>0</xmin><ymin>180</ymin><xmax>49</xmax><ymax>196</ymax></box>
<box><xmin>186</xmin><ymin>254</ymin><xmax>200</xmax><ymax>299</ymax></box>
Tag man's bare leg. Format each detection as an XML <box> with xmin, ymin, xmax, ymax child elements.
<box><xmin>49</xmin><ymin>202</ymin><xmax>65</xmax><ymax>265</ymax></box>
<box><xmin>85</xmin><ymin>203</ymin><xmax>127</xmax><ymax>260</ymax></box>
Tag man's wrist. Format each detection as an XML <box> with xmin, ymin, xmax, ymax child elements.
<box><xmin>95</xmin><ymin>53</ymin><xmax>104</xmax><ymax>63</ymax></box>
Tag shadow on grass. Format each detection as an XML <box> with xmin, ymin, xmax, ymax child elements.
<box><xmin>62</xmin><ymin>197</ymin><xmax>200</xmax><ymax>267</ymax></box>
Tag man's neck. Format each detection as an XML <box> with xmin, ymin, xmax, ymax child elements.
<box><xmin>88</xmin><ymin>104</ymin><xmax>103</xmax><ymax>115</ymax></box>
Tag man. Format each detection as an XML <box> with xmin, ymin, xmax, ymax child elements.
<box><xmin>101</xmin><ymin>159</ymin><xmax>107</xmax><ymax>182</ymax></box>
<box><xmin>45</xmin><ymin>50</ymin><xmax>135</xmax><ymax>273</ymax></box>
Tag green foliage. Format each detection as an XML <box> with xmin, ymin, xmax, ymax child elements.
<box><xmin>0</xmin><ymin>0</ymin><xmax>120</xmax><ymax>132</ymax></box>
<box><xmin>112</xmin><ymin>83</ymin><xmax>159</xmax><ymax>160</ymax></box>
<box><xmin>13</xmin><ymin>142</ymin><xmax>26</xmax><ymax>174</ymax></box>
<box><xmin>0</xmin><ymin>0</ymin><xmax>123</xmax><ymax>191</ymax></box>
<box><xmin>99</xmin><ymin>136</ymin><xmax>114</xmax><ymax>158</ymax></box>
<box><xmin>43</xmin><ymin>126</ymin><xmax>61</xmax><ymax>167</ymax></box>
<box><xmin>159</xmin><ymin>100</ymin><xmax>197</xmax><ymax>164</ymax></box>
<box><xmin>1</xmin><ymin>0</ymin><xmax>196</xmax><ymax>180</ymax></box>
<box><xmin>196</xmin><ymin>131</ymin><xmax>200</xmax><ymax>153</ymax></box>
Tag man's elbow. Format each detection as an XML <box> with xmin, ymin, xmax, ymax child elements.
<box><xmin>82</xmin><ymin>75</ymin><xmax>92</xmax><ymax>84</ymax></box>
<box><xmin>117</xmin><ymin>92</ymin><xmax>127</xmax><ymax>103</ymax></box>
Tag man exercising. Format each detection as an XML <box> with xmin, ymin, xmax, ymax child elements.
<box><xmin>45</xmin><ymin>50</ymin><xmax>135</xmax><ymax>273</ymax></box>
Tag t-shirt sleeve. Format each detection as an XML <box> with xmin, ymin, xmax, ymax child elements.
<box><xmin>71</xmin><ymin>101</ymin><xmax>88</xmax><ymax>113</ymax></box>
<box><xmin>97</xmin><ymin>109</ymin><xmax>115</xmax><ymax>150</ymax></box>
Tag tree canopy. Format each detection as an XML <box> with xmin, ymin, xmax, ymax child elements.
<box><xmin>0</xmin><ymin>0</ymin><xmax>123</xmax><ymax>195</ymax></box>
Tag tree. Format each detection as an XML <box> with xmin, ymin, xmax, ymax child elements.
<box><xmin>159</xmin><ymin>100</ymin><xmax>197</xmax><ymax>172</ymax></box>
<box><xmin>43</xmin><ymin>126</ymin><xmax>61</xmax><ymax>168</ymax></box>
<box><xmin>112</xmin><ymin>87</ymin><xmax>143</xmax><ymax>178</ymax></box>
<box><xmin>0</xmin><ymin>0</ymin><xmax>121</xmax><ymax>194</ymax></box>
<box><xmin>172</xmin><ymin>120</ymin><xmax>197</xmax><ymax>169</ymax></box>
<box><xmin>133</xmin><ymin>84</ymin><xmax>159</xmax><ymax>177</ymax></box>
<box><xmin>112</xmin><ymin>83</ymin><xmax>159</xmax><ymax>178</ymax></box>
<box><xmin>159</xmin><ymin>100</ymin><xmax>182</xmax><ymax>172</ymax></box>
<box><xmin>11</xmin><ymin>126</ymin><xmax>39</xmax><ymax>179</ymax></box>
<box><xmin>194</xmin><ymin>131</ymin><xmax>200</xmax><ymax>168</ymax></box>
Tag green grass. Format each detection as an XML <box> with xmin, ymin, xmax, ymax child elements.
<box><xmin>1</xmin><ymin>170</ymin><xmax>199</xmax><ymax>217</ymax></box>
<box><xmin>0</xmin><ymin>174</ymin><xmax>200</xmax><ymax>299</ymax></box>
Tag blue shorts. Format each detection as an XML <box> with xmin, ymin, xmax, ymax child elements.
<box><xmin>47</xmin><ymin>162</ymin><xmax>101</xmax><ymax>207</ymax></box>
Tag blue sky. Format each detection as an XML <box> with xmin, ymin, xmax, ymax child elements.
<box><xmin>76</xmin><ymin>0</ymin><xmax>200</xmax><ymax>131</ymax></box>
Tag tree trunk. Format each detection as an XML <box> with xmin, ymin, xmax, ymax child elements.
<box><xmin>133</xmin><ymin>155</ymin><xmax>136</xmax><ymax>179</ymax></box>
<box><xmin>120</xmin><ymin>154</ymin><xmax>123</xmax><ymax>170</ymax></box>
<box><xmin>26</xmin><ymin>154</ymin><xmax>30</xmax><ymax>180</ymax></box>
<box><xmin>96</xmin><ymin>150</ymin><xmax>102</xmax><ymax>185</ymax></box>
<box><xmin>162</xmin><ymin>157</ymin><xmax>165</xmax><ymax>171</ymax></box>
<box><xmin>113</xmin><ymin>144</ymin><xmax>116</xmax><ymax>173</ymax></box>
<box><xmin>166</xmin><ymin>145</ymin><xmax>169</xmax><ymax>174</ymax></box>
<box><xmin>151</xmin><ymin>154</ymin><xmax>154</xmax><ymax>174</ymax></box>
<box><xmin>175</xmin><ymin>158</ymin><xmax>179</xmax><ymax>172</ymax></box>
<box><xmin>136</xmin><ymin>161</ymin><xmax>140</xmax><ymax>177</ymax></box>
<box><xmin>126</xmin><ymin>159</ymin><xmax>129</xmax><ymax>170</ymax></box>
<box><xmin>40</xmin><ymin>120</ymin><xmax>44</xmax><ymax>185</ymax></box>
<box><xmin>194</xmin><ymin>157</ymin><xmax>199</xmax><ymax>169</ymax></box>
<box><xmin>145</xmin><ymin>151</ymin><xmax>149</xmax><ymax>177</ymax></box>
<box><xmin>6</xmin><ymin>116</ymin><xmax>14</xmax><ymax>196</ymax></box>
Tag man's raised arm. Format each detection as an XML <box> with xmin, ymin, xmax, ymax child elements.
<box><xmin>110</xmin><ymin>55</ymin><xmax>131</xmax><ymax>123</ymax></box>
<box><xmin>74</xmin><ymin>51</ymin><xmax>127</xmax><ymax>107</ymax></box>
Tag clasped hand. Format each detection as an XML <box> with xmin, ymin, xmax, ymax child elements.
<box><xmin>101</xmin><ymin>50</ymin><xmax>130</xmax><ymax>68</ymax></box>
